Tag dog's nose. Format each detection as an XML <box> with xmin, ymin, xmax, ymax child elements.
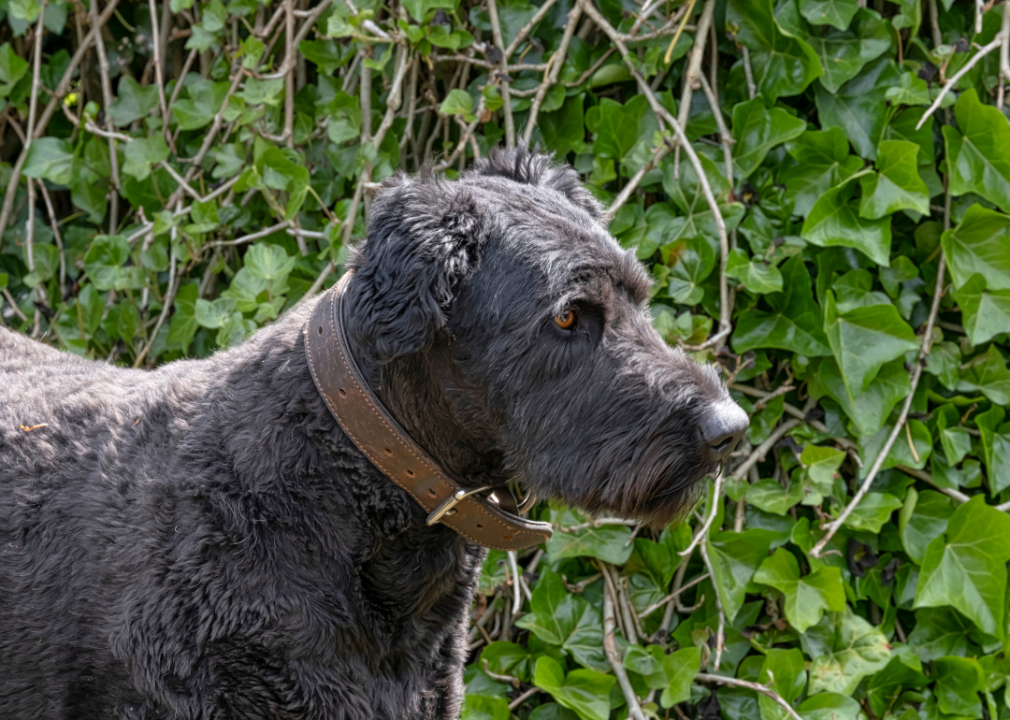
<box><xmin>701</xmin><ymin>400</ymin><xmax>749</xmax><ymax>463</ymax></box>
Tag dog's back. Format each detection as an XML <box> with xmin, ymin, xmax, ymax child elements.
<box><xmin>0</xmin><ymin>329</ymin><xmax>205</xmax><ymax>717</ymax></box>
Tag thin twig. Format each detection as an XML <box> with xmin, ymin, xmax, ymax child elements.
<box><xmin>895</xmin><ymin>466</ymin><xmax>971</xmax><ymax>504</ymax></box>
<box><xmin>696</xmin><ymin>674</ymin><xmax>803</xmax><ymax>720</ymax></box>
<box><xmin>916</xmin><ymin>35</ymin><xmax>1005</xmax><ymax>130</ymax></box>
<box><xmin>1000</xmin><ymin>4</ymin><xmax>1010</xmax><ymax>108</ymax></box>
<box><xmin>508</xmin><ymin>687</ymin><xmax>540</xmax><ymax>710</ymax></box>
<box><xmin>37</xmin><ymin>182</ymin><xmax>66</xmax><ymax>290</ymax></box>
<box><xmin>742</xmin><ymin>46</ymin><xmax>756</xmax><ymax>100</ymax></box>
<box><xmin>560</xmin><ymin>517</ymin><xmax>640</xmax><ymax>532</ymax></box>
<box><xmin>679</xmin><ymin>470</ymin><xmax>724</xmax><ymax>557</ymax></box>
<box><xmin>148</xmin><ymin>0</ymin><xmax>172</xmax><ymax>147</ymax></box>
<box><xmin>606</xmin><ymin>140</ymin><xmax>672</xmax><ymax>220</ymax></box>
<box><xmin>508</xmin><ymin>550</ymin><xmax>522</xmax><ymax>615</ymax></box>
<box><xmin>733</xmin><ymin>418</ymin><xmax>802</xmax><ymax>480</ymax></box>
<box><xmin>487</xmin><ymin>0</ymin><xmax>515</xmax><ymax>145</ymax></box>
<box><xmin>90</xmin><ymin>0</ymin><xmax>119</xmax><ymax>233</ymax></box>
<box><xmin>697</xmin><ymin>542</ymin><xmax>725</xmax><ymax>670</ymax></box>
<box><xmin>639</xmin><ymin>571</ymin><xmax>710</xmax><ymax>619</ymax></box>
<box><xmin>504</xmin><ymin>0</ymin><xmax>561</xmax><ymax>58</ymax></box>
<box><xmin>810</xmin><ymin>264</ymin><xmax>947</xmax><ymax>557</ymax></box>
<box><xmin>284</xmin><ymin>0</ymin><xmax>295</xmax><ymax>146</ymax></box>
<box><xmin>602</xmin><ymin>569</ymin><xmax>648</xmax><ymax>720</ymax></box>
<box><xmin>523</xmin><ymin>3</ymin><xmax>582</xmax><ymax>143</ymax></box>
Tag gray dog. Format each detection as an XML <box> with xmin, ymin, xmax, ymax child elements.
<box><xmin>0</xmin><ymin>148</ymin><xmax>747</xmax><ymax>719</ymax></box>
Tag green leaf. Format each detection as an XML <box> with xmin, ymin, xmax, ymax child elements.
<box><xmin>745</xmin><ymin>478</ymin><xmax>805</xmax><ymax>515</ymax></box>
<box><xmin>842</xmin><ymin>492</ymin><xmax>903</xmax><ymax>533</ymax></box>
<box><xmin>107</xmin><ymin>76</ymin><xmax>160</xmax><ymax>127</ymax></box>
<box><xmin>123</xmin><ymin>136</ymin><xmax>170</xmax><ymax>182</ymax></box>
<box><xmin>758</xmin><ymin>648</ymin><xmax>806</xmax><ymax>720</ymax></box>
<box><xmin>803</xmin><ymin>609</ymin><xmax>892</xmax><ymax>695</ymax></box>
<box><xmin>727</xmin><ymin>247</ymin><xmax>779</xmax><ymax>294</ymax></box>
<box><xmin>195</xmin><ymin>297</ymin><xmax>238</xmax><ymax>329</ymax></box>
<box><xmin>173</xmin><ymin>78</ymin><xmax>230</xmax><ymax>130</ymax></box>
<box><xmin>956</xmin><ymin>345</ymin><xmax>1010</xmax><ymax>405</ymax></box>
<box><xmin>440</xmin><ymin>88</ymin><xmax>475</xmax><ymax>118</ymax></box>
<box><xmin>824</xmin><ymin>292</ymin><xmax>918</xmax><ymax>395</ymax></box>
<box><xmin>9</xmin><ymin>0</ymin><xmax>41</xmax><ymax>24</ymax></box>
<box><xmin>943</xmin><ymin>89</ymin><xmax>1010</xmax><ymax>214</ymax></box>
<box><xmin>547</xmin><ymin>524</ymin><xmax>634</xmax><ymax>566</ymax></box>
<box><xmin>726</xmin><ymin>0</ymin><xmax>823</xmax><ymax>103</ymax></box>
<box><xmin>885</xmin><ymin>72</ymin><xmax>933</xmax><ymax>107</ymax></box>
<box><xmin>665</xmin><ymin>235</ymin><xmax>716</xmax><ymax>304</ymax></box>
<box><xmin>976</xmin><ymin>406</ymin><xmax>1010</xmax><ymax>495</ymax></box>
<box><xmin>0</xmin><ymin>43</ymin><xmax>29</xmax><ymax>87</ymax></box>
<box><xmin>790</xmin><ymin>8</ymin><xmax>890</xmax><ymax>94</ymax></box>
<box><xmin>733</xmin><ymin>255</ymin><xmax>831</xmax><ymax>356</ymax></box>
<box><xmin>815</xmin><ymin>57</ymin><xmax>900</xmax><ymax>159</ymax></box>
<box><xmin>244</xmin><ymin>243</ymin><xmax>297</xmax><ymax>283</ymax></box>
<box><xmin>797</xmin><ymin>693</ymin><xmax>862</xmax><ymax>720</ymax></box>
<box><xmin>481</xmin><ymin>642</ymin><xmax>531</xmax><ymax>682</ymax></box>
<box><xmin>941</xmin><ymin>204</ymin><xmax>1010</xmax><ymax>292</ymax></box>
<box><xmin>167</xmin><ymin>284</ymin><xmax>199</xmax><ymax>350</ymax></box>
<box><xmin>798</xmin><ymin>0</ymin><xmax>857</xmax><ymax>29</ymax></box>
<box><xmin>754</xmin><ymin>548</ymin><xmax>846</xmax><ymax>632</ymax></box>
<box><xmin>657</xmin><ymin>647</ymin><xmax>701</xmax><ymax>708</ymax></box>
<box><xmin>936</xmin><ymin>406</ymin><xmax>972</xmax><ymax>467</ymax></box>
<box><xmin>400</xmin><ymin>0</ymin><xmax>454</xmax><ymax>22</ymax></box>
<box><xmin>533</xmin><ymin>657</ymin><xmax>615</xmax><ymax>720</ymax></box>
<box><xmin>22</xmin><ymin>137</ymin><xmax>74</xmax><ymax>186</ymax></box>
<box><xmin>900</xmin><ymin>488</ymin><xmax>954</xmax><ymax>565</ymax></box>
<box><xmin>863</xmin><ymin>647</ymin><xmax>929</xmax><ymax>717</ymax></box>
<box><xmin>803</xmin><ymin>181</ymin><xmax>892</xmax><ymax>265</ymax></box>
<box><xmin>83</xmin><ymin>235</ymin><xmax>144</xmax><ymax>291</ymax></box>
<box><xmin>915</xmin><ymin>495</ymin><xmax>1010</xmax><ymax>639</ymax></box>
<box><xmin>706</xmin><ymin>529</ymin><xmax>777</xmax><ymax>622</ymax></box>
<box><xmin>800</xmin><ymin>445</ymin><xmax>846</xmax><ymax>492</ymax></box>
<box><xmin>459</xmin><ymin>695</ymin><xmax>510</xmax><ymax>720</ymax></box>
<box><xmin>781</xmin><ymin>127</ymin><xmax>865</xmax><ymax>217</ymax></box>
<box><xmin>655</xmin><ymin>154</ymin><xmax>743</xmax><ymax>254</ymax></box>
<box><xmin>933</xmin><ymin>656</ymin><xmax>985</xmax><ymax>717</ymax></box>
<box><xmin>906</xmin><ymin>607</ymin><xmax>973</xmax><ymax>662</ymax></box>
<box><xmin>731</xmin><ymin>96</ymin><xmax>806</xmax><ymax>178</ymax></box>
<box><xmin>514</xmin><ymin>568</ymin><xmax>607</xmax><ymax>671</ymax></box>
<box><xmin>858</xmin><ymin>139</ymin><xmax>930</xmax><ymax>219</ymax></box>
<box><xmin>952</xmin><ymin>274</ymin><xmax>1010</xmax><ymax>346</ymax></box>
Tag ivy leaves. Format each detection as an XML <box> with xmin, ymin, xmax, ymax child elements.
<box><xmin>915</xmin><ymin>497</ymin><xmax>1010</xmax><ymax>640</ymax></box>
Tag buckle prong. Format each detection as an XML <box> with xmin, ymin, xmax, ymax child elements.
<box><xmin>427</xmin><ymin>485</ymin><xmax>492</xmax><ymax>526</ymax></box>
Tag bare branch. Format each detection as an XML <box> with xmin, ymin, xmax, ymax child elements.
<box><xmin>487</xmin><ymin>0</ymin><xmax>515</xmax><ymax>145</ymax></box>
<box><xmin>602</xmin><ymin>568</ymin><xmax>648</xmax><ymax>720</ymax></box>
<box><xmin>696</xmin><ymin>674</ymin><xmax>803</xmax><ymax>720</ymax></box>
<box><xmin>678</xmin><ymin>470</ymin><xmax>725</xmax><ymax>557</ymax></box>
<box><xmin>916</xmin><ymin>35</ymin><xmax>1005</xmax><ymax>130</ymax></box>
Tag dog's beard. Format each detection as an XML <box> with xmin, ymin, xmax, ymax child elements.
<box><xmin>512</xmin><ymin>428</ymin><xmax>716</xmax><ymax>530</ymax></box>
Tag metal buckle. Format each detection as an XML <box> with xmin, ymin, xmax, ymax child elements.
<box><xmin>426</xmin><ymin>485</ymin><xmax>493</xmax><ymax>526</ymax></box>
<box><xmin>517</xmin><ymin>488</ymin><xmax>538</xmax><ymax>513</ymax></box>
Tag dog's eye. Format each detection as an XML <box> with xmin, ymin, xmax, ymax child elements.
<box><xmin>554</xmin><ymin>309</ymin><xmax>576</xmax><ymax>329</ymax></box>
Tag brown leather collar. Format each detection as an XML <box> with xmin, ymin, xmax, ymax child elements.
<box><xmin>303</xmin><ymin>274</ymin><xmax>553</xmax><ymax>551</ymax></box>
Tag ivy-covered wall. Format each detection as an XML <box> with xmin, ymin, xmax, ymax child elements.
<box><xmin>2</xmin><ymin>0</ymin><xmax>1010</xmax><ymax>717</ymax></box>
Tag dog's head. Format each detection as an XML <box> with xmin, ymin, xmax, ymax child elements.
<box><xmin>345</xmin><ymin>148</ymin><xmax>748</xmax><ymax>527</ymax></box>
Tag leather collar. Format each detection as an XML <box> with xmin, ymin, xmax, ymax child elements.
<box><xmin>303</xmin><ymin>273</ymin><xmax>553</xmax><ymax>551</ymax></box>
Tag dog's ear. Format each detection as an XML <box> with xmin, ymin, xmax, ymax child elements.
<box><xmin>345</xmin><ymin>174</ymin><xmax>483</xmax><ymax>363</ymax></box>
<box><xmin>473</xmin><ymin>147</ymin><xmax>606</xmax><ymax>224</ymax></box>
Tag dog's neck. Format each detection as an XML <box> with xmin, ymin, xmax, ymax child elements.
<box><xmin>353</xmin><ymin>338</ymin><xmax>507</xmax><ymax>491</ymax></box>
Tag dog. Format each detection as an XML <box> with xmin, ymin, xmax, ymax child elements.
<box><xmin>0</xmin><ymin>148</ymin><xmax>748</xmax><ymax>719</ymax></box>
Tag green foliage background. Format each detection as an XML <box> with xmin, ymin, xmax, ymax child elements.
<box><xmin>3</xmin><ymin>0</ymin><xmax>1010</xmax><ymax>716</ymax></box>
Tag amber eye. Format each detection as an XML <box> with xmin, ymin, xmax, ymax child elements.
<box><xmin>554</xmin><ymin>309</ymin><xmax>576</xmax><ymax>329</ymax></box>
